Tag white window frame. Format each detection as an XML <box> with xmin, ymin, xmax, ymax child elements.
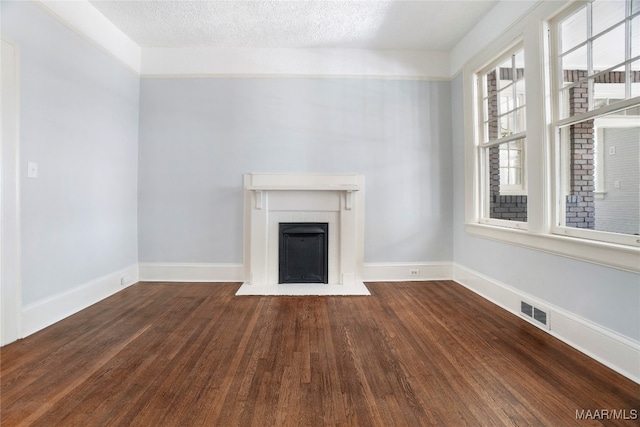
<box><xmin>462</xmin><ymin>0</ymin><xmax>640</xmax><ymax>274</ymax></box>
<box><xmin>498</xmin><ymin>138</ymin><xmax>527</xmax><ymax>195</ymax></box>
<box><xmin>550</xmin><ymin>0</ymin><xmax>640</xmax><ymax>248</ymax></box>
<box><xmin>475</xmin><ymin>44</ymin><xmax>529</xmax><ymax>230</ymax></box>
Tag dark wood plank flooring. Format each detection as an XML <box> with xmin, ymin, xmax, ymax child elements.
<box><xmin>1</xmin><ymin>281</ymin><xmax>638</xmax><ymax>426</ymax></box>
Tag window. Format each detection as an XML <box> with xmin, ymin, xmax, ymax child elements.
<box><xmin>552</xmin><ymin>0</ymin><xmax>640</xmax><ymax>246</ymax></box>
<box><xmin>463</xmin><ymin>0</ymin><xmax>640</xmax><ymax>272</ymax></box>
<box><xmin>476</xmin><ymin>47</ymin><xmax>528</xmax><ymax>227</ymax></box>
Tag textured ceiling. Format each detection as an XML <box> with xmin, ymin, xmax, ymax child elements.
<box><xmin>88</xmin><ymin>0</ymin><xmax>498</xmax><ymax>50</ymax></box>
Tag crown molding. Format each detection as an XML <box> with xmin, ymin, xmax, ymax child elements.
<box><xmin>34</xmin><ymin>0</ymin><xmax>141</xmax><ymax>73</ymax></box>
<box><xmin>141</xmin><ymin>47</ymin><xmax>451</xmax><ymax>80</ymax></box>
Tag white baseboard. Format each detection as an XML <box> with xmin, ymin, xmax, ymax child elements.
<box><xmin>363</xmin><ymin>262</ymin><xmax>452</xmax><ymax>282</ymax></box>
<box><xmin>452</xmin><ymin>263</ymin><xmax>640</xmax><ymax>384</ymax></box>
<box><xmin>139</xmin><ymin>262</ymin><xmax>450</xmax><ymax>284</ymax></box>
<box><xmin>21</xmin><ymin>264</ymin><xmax>139</xmax><ymax>338</ymax></box>
<box><xmin>138</xmin><ymin>262</ymin><xmax>244</xmax><ymax>282</ymax></box>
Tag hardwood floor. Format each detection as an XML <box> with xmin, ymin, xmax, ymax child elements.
<box><xmin>1</xmin><ymin>281</ymin><xmax>638</xmax><ymax>426</ymax></box>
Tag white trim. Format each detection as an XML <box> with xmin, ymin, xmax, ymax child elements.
<box><xmin>595</xmin><ymin>115</ymin><xmax>640</xmax><ymax>128</ymax></box>
<box><xmin>138</xmin><ymin>262</ymin><xmax>453</xmax><ymax>285</ymax></box>
<box><xmin>478</xmin><ymin>217</ymin><xmax>529</xmax><ymax>230</ymax></box>
<box><xmin>452</xmin><ymin>263</ymin><xmax>640</xmax><ymax>384</ymax></box>
<box><xmin>554</xmin><ymin>97</ymin><xmax>640</xmax><ymax>128</ymax></box>
<box><xmin>466</xmin><ymin>223</ymin><xmax>640</xmax><ymax>273</ymax></box>
<box><xmin>138</xmin><ymin>263</ymin><xmax>244</xmax><ymax>283</ymax></box>
<box><xmin>34</xmin><ymin>0</ymin><xmax>141</xmax><ymax>74</ymax></box>
<box><xmin>141</xmin><ymin>47</ymin><xmax>450</xmax><ymax>80</ymax></box>
<box><xmin>141</xmin><ymin>74</ymin><xmax>450</xmax><ymax>82</ymax></box>
<box><xmin>1</xmin><ymin>39</ymin><xmax>22</xmax><ymax>346</ymax></box>
<box><xmin>496</xmin><ymin>188</ymin><xmax>527</xmax><ymax>196</ymax></box>
<box><xmin>552</xmin><ymin>225</ymin><xmax>640</xmax><ymax>248</ymax></box>
<box><xmin>21</xmin><ymin>264</ymin><xmax>139</xmax><ymax>338</ymax></box>
<box><xmin>450</xmin><ymin>1</ymin><xmax>543</xmax><ymax>76</ymax></box>
<box><xmin>362</xmin><ymin>262</ymin><xmax>452</xmax><ymax>282</ymax></box>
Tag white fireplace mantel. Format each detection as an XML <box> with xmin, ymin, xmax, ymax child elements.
<box><xmin>237</xmin><ymin>173</ymin><xmax>369</xmax><ymax>295</ymax></box>
<box><xmin>246</xmin><ymin>184</ymin><xmax>361</xmax><ymax>191</ymax></box>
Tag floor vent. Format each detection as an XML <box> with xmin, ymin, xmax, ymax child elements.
<box><xmin>520</xmin><ymin>301</ymin><xmax>549</xmax><ymax>329</ymax></box>
<box><xmin>521</xmin><ymin>301</ymin><xmax>533</xmax><ymax>317</ymax></box>
<box><xmin>533</xmin><ymin>307</ymin><xmax>547</xmax><ymax>325</ymax></box>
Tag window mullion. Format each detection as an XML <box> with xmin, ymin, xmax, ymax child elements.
<box><xmin>554</xmin><ymin>96</ymin><xmax>640</xmax><ymax>127</ymax></box>
<box><xmin>625</xmin><ymin>1</ymin><xmax>632</xmax><ymax>98</ymax></box>
<box><xmin>480</xmin><ymin>131</ymin><xmax>527</xmax><ymax>148</ymax></box>
<box><xmin>512</xmin><ymin>54</ymin><xmax>518</xmax><ymax>132</ymax></box>
<box><xmin>587</xmin><ymin>2</ymin><xmax>594</xmax><ymax>111</ymax></box>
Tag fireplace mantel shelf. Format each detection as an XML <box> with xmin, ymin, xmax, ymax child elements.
<box><xmin>247</xmin><ymin>184</ymin><xmax>361</xmax><ymax>192</ymax></box>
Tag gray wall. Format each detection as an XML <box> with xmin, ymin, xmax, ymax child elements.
<box><xmin>1</xmin><ymin>1</ymin><xmax>140</xmax><ymax>305</ymax></box>
<box><xmin>451</xmin><ymin>75</ymin><xmax>640</xmax><ymax>341</ymax></box>
<box><xmin>138</xmin><ymin>78</ymin><xmax>453</xmax><ymax>264</ymax></box>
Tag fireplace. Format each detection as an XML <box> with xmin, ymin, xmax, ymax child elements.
<box><xmin>279</xmin><ymin>223</ymin><xmax>329</xmax><ymax>284</ymax></box>
<box><xmin>237</xmin><ymin>173</ymin><xmax>369</xmax><ymax>295</ymax></box>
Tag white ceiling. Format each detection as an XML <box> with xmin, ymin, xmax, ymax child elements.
<box><xmin>88</xmin><ymin>0</ymin><xmax>499</xmax><ymax>50</ymax></box>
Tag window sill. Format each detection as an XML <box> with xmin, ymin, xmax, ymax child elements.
<box><xmin>497</xmin><ymin>190</ymin><xmax>527</xmax><ymax>196</ymax></box>
<box><xmin>479</xmin><ymin>218</ymin><xmax>528</xmax><ymax>230</ymax></box>
<box><xmin>465</xmin><ymin>223</ymin><xmax>640</xmax><ymax>273</ymax></box>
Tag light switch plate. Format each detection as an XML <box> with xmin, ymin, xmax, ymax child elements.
<box><xmin>27</xmin><ymin>162</ymin><xmax>38</xmax><ymax>178</ymax></box>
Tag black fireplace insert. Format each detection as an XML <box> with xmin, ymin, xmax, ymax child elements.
<box><xmin>279</xmin><ymin>223</ymin><xmax>328</xmax><ymax>284</ymax></box>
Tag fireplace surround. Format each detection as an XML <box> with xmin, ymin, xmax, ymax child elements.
<box><xmin>236</xmin><ymin>173</ymin><xmax>369</xmax><ymax>295</ymax></box>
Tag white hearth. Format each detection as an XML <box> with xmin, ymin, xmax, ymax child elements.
<box><xmin>236</xmin><ymin>173</ymin><xmax>369</xmax><ymax>296</ymax></box>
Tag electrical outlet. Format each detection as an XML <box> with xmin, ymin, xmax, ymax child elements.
<box><xmin>410</xmin><ymin>269</ymin><xmax>420</xmax><ymax>276</ymax></box>
<box><xmin>120</xmin><ymin>275</ymin><xmax>130</xmax><ymax>286</ymax></box>
<box><xmin>609</xmin><ymin>146</ymin><xmax>616</xmax><ymax>155</ymax></box>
